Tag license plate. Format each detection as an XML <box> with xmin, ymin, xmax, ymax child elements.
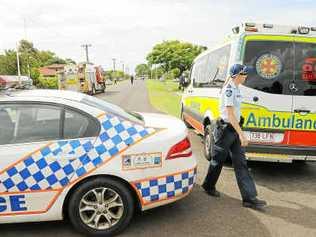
<box><xmin>245</xmin><ymin>131</ymin><xmax>284</xmax><ymax>144</ymax></box>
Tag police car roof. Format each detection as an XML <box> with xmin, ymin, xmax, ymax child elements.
<box><xmin>0</xmin><ymin>89</ymin><xmax>84</xmax><ymax>102</ymax></box>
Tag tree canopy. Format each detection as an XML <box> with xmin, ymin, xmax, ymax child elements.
<box><xmin>146</xmin><ymin>40</ymin><xmax>207</xmax><ymax>77</ymax></box>
<box><xmin>0</xmin><ymin>39</ymin><xmax>75</xmax><ymax>84</ymax></box>
<box><xmin>135</xmin><ymin>63</ymin><xmax>150</xmax><ymax>77</ymax></box>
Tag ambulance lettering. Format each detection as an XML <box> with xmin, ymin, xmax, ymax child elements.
<box><xmin>246</xmin><ymin>112</ymin><xmax>316</xmax><ymax>130</ymax></box>
<box><xmin>0</xmin><ymin>195</ymin><xmax>27</xmax><ymax>213</ymax></box>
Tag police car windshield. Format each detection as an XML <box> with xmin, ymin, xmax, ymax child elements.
<box><xmin>81</xmin><ymin>95</ymin><xmax>144</xmax><ymax>124</ymax></box>
<box><xmin>243</xmin><ymin>40</ymin><xmax>316</xmax><ymax>96</ymax></box>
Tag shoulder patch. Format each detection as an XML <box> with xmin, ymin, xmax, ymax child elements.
<box><xmin>225</xmin><ymin>89</ymin><xmax>233</xmax><ymax>97</ymax></box>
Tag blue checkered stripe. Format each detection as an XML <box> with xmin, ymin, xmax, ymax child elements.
<box><xmin>0</xmin><ymin>114</ymin><xmax>156</xmax><ymax>192</ymax></box>
<box><xmin>134</xmin><ymin>168</ymin><xmax>197</xmax><ymax>204</ymax></box>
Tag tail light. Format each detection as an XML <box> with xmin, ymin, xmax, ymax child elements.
<box><xmin>166</xmin><ymin>137</ymin><xmax>192</xmax><ymax>160</ymax></box>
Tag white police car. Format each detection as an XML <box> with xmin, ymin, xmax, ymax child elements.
<box><xmin>0</xmin><ymin>90</ymin><xmax>197</xmax><ymax>236</ymax></box>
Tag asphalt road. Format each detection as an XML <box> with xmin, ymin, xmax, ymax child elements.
<box><xmin>2</xmin><ymin>80</ymin><xmax>316</xmax><ymax>237</ymax></box>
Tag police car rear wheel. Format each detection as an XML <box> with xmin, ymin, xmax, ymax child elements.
<box><xmin>204</xmin><ymin>124</ymin><xmax>214</xmax><ymax>161</ymax></box>
<box><xmin>68</xmin><ymin>177</ymin><xmax>135</xmax><ymax>236</ymax></box>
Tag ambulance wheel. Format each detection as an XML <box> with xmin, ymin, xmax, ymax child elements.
<box><xmin>68</xmin><ymin>177</ymin><xmax>135</xmax><ymax>237</ymax></box>
<box><xmin>204</xmin><ymin>124</ymin><xmax>215</xmax><ymax>161</ymax></box>
<box><xmin>181</xmin><ymin>105</ymin><xmax>192</xmax><ymax>128</ymax></box>
<box><xmin>92</xmin><ymin>84</ymin><xmax>96</xmax><ymax>95</ymax></box>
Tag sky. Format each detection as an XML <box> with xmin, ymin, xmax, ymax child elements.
<box><xmin>1</xmin><ymin>0</ymin><xmax>316</xmax><ymax>73</ymax></box>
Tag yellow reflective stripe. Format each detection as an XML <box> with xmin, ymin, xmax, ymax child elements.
<box><xmin>244</xmin><ymin>34</ymin><xmax>316</xmax><ymax>43</ymax></box>
<box><xmin>185</xmin><ymin>96</ymin><xmax>316</xmax><ymax>131</ymax></box>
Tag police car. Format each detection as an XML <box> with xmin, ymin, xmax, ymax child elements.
<box><xmin>182</xmin><ymin>23</ymin><xmax>316</xmax><ymax>163</ymax></box>
<box><xmin>0</xmin><ymin>89</ymin><xmax>197</xmax><ymax>236</ymax></box>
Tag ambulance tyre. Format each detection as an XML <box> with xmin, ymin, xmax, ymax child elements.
<box><xmin>203</xmin><ymin>124</ymin><xmax>215</xmax><ymax>161</ymax></box>
<box><xmin>181</xmin><ymin>105</ymin><xmax>192</xmax><ymax>128</ymax></box>
<box><xmin>68</xmin><ymin>177</ymin><xmax>135</xmax><ymax>237</ymax></box>
<box><xmin>92</xmin><ymin>84</ymin><xmax>96</xmax><ymax>95</ymax></box>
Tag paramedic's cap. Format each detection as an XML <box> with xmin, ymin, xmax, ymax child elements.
<box><xmin>229</xmin><ymin>64</ymin><xmax>250</xmax><ymax>78</ymax></box>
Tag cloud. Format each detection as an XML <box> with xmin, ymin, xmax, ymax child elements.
<box><xmin>0</xmin><ymin>0</ymin><xmax>316</xmax><ymax>71</ymax></box>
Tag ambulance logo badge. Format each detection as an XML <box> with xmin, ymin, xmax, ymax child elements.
<box><xmin>256</xmin><ymin>53</ymin><xmax>282</xmax><ymax>80</ymax></box>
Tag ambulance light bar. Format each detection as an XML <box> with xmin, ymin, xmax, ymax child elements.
<box><xmin>245</xmin><ymin>22</ymin><xmax>256</xmax><ymax>27</ymax></box>
<box><xmin>311</xmin><ymin>27</ymin><xmax>316</xmax><ymax>32</ymax></box>
<box><xmin>298</xmin><ymin>26</ymin><xmax>310</xmax><ymax>34</ymax></box>
<box><xmin>245</xmin><ymin>27</ymin><xmax>258</xmax><ymax>32</ymax></box>
<box><xmin>263</xmin><ymin>24</ymin><xmax>273</xmax><ymax>29</ymax></box>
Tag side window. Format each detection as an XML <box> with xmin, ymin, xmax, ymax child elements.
<box><xmin>193</xmin><ymin>45</ymin><xmax>231</xmax><ymax>88</ymax></box>
<box><xmin>294</xmin><ymin>42</ymin><xmax>316</xmax><ymax>96</ymax></box>
<box><xmin>213</xmin><ymin>45</ymin><xmax>231</xmax><ymax>83</ymax></box>
<box><xmin>0</xmin><ymin>106</ymin><xmax>16</xmax><ymax>145</ymax></box>
<box><xmin>64</xmin><ymin>109</ymin><xmax>99</xmax><ymax>139</ymax></box>
<box><xmin>243</xmin><ymin>40</ymin><xmax>293</xmax><ymax>95</ymax></box>
<box><xmin>0</xmin><ymin>104</ymin><xmax>62</xmax><ymax>145</ymax></box>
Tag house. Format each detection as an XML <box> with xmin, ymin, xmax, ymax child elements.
<box><xmin>39</xmin><ymin>64</ymin><xmax>65</xmax><ymax>79</ymax></box>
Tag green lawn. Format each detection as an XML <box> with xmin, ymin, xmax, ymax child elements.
<box><xmin>146</xmin><ymin>80</ymin><xmax>181</xmax><ymax>118</ymax></box>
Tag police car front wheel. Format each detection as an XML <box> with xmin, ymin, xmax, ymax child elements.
<box><xmin>68</xmin><ymin>177</ymin><xmax>135</xmax><ymax>236</ymax></box>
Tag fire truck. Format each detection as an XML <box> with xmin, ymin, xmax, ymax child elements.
<box><xmin>58</xmin><ymin>63</ymin><xmax>105</xmax><ymax>95</ymax></box>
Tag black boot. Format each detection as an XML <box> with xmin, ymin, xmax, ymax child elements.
<box><xmin>202</xmin><ymin>184</ymin><xmax>220</xmax><ymax>197</ymax></box>
<box><xmin>243</xmin><ymin>198</ymin><xmax>267</xmax><ymax>210</ymax></box>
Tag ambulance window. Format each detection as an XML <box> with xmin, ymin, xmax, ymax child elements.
<box><xmin>243</xmin><ymin>40</ymin><xmax>293</xmax><ymax>95</ymax></box>
<box><xmin>294</xmin><ymin>42</ymin><xmax>316</xmax><ymax>96</ymax></box>
<box><xmin>193</xmin><ymin>56</ymin><xmax>208</xmax><ymax>87</ymax></box>
<box><xmin>194</xmin><ymin>45</ymin><xmax>230</xmax><ymax>88</ymax></box>
<box><xmin>212</xmin><ymin>45</ymin><xmax>231</xmax><ymax>86</ymax></box>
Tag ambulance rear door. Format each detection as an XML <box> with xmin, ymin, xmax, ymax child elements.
<box><xmin>288</xmin><ymin>37</ymin><xmax>316</xmax><ymax>148</ymax></box>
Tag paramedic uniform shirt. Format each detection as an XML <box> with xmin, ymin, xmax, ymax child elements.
<box><xmin>220</xmin><ymin>80</ymin><xmax>242</xmax><ymax>123</ymax></box>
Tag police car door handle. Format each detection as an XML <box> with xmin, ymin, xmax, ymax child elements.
<box><xmin>294</xmin><ymin>109</ymin><xmax>311</xmax><ymax>114</ymax></box>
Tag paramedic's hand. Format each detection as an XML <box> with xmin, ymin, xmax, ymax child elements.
<box><xmin>239</xmin><ymin>134</ymin><xmax>249</xmax><ymax>147</ymax></box>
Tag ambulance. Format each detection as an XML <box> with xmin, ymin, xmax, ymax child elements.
<box><xmin>181</xmin><ymin>23</ymin><xmax>316</xmax><ymax>163</ymax></box>
<box><xmin>58</xmin><ymin>63</ymin><xmax>105</xmax><ymax>95</ymax></box>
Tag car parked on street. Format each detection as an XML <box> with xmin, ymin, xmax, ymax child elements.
<box><xmin>0</xmin><ymin>89</ymin><xmax>197</xmax><ymax>236</ymax></box>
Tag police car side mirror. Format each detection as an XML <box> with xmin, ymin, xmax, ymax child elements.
<box><xmin>253</xmin><ymin>96</ymin><xmax>259</xmax><ymax>102</ymax></box>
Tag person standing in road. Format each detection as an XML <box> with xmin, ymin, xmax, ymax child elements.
<box><xmin>202</xmin><ymin>64</ymin><xmax>267</xmax><ymax>210</ymax></box>
<box><xmin>130</xmin><ymin>75</ymin><xmax>134</xmax><ymax>85</ymax></box>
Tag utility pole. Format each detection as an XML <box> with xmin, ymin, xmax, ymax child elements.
<box><xmin>81</xmin><ymin>44</ymin><xmax>92</xmax><ymax>63</ymax></box>
<box><xmin>120</xmin><ymin>61</ymin><xmax>125</xmax><ymax>74</ymax></box>
<box><xmin>16</xmin><ymin>42</ymin><xmax>21</xmax><ymax>86</ymax></box>
<box><xmin>112</xmin><ymin>58</ymin><xmax>116</xmax><ymax>72</ymax></box>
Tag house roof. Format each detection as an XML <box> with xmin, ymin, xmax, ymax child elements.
<box><xmin>39</xmin><ymin>67</ymin><xmax>57</xmax><ymax>76</ymax></box>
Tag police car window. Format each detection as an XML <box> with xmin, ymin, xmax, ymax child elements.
<box><xmin>0</xmin><ymin>104</ymin><xmax>62</xmax><ymax>145</ymax></box>
<box><xmin>0</xmin><ymin>106</ymin><xmax>16</xmax><ymax>145</ymax></box>
<box><xmin>243</xmin><ymin>40</ymin><xmax>293</xmax><ymax>95</ymax></box>
<box><xmin>81</xmin><ymin>95</ymin><xmax>144</xmax><ymax>124</ymax></box>
<box><xmin>294</xmin><ymin>42</ymin><xmax>316</xmax><ymax>96</ymax></box>
<box><xmin>64</xmin><ymin>109</ymin><xmax>99</xmax><ymax>139</ymax></box>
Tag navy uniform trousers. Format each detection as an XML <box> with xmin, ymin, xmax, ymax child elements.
<box><xmin>203</xmin><ymin>124</ymin><xmax>257</xmax><ymax>201</ymax></box>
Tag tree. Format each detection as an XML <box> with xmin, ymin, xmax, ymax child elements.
<box><xmin>135</xmin><ymin>64</ymin><xmax>150</xmax><ymax>77</ymax></box>
<box><xmin>146</xmin><ymin>40</ymin><xmax>207</xmax><ymax>77</ymax></box>
<box><xmin>0</xmin><ymin>40</ymin><xmax>75</xmax><ymax>85</ymax></box>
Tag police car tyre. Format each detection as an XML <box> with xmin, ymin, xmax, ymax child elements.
<box><xmin>203</xmin><ymin>124</ymin><xmax>215</xmax><ymax>161</ymax></box>
<box><xmin>68</xmin><ymin>177</ymin><xmax>135</xmax><ymax>237</ymax></box>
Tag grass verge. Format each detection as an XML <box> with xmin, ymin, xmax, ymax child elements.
<box><xmin>145</xmin><ymin>80</ymin><xmax>181</xmax><ymax>118</ymax></box>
